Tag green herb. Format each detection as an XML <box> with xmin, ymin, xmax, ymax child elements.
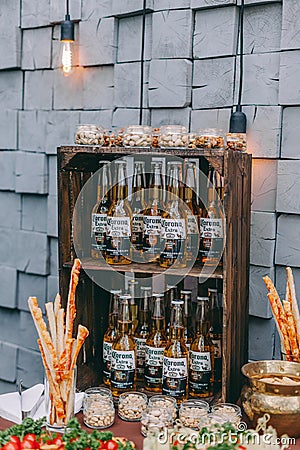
<box><xmin>0</xmin><ymin>417</ymin><xmax>46</xmax><ymax>445</ymax></box>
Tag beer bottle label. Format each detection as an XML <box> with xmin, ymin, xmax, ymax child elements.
<box><xmin>134</xmin><ymin>337</ymin><xmax>146</xmax><ymax>375</ymax></box>
<box><xmin>144</xmin><ymin>346</ymin><xmax>164</xmax><ymax>384</ymax></box>
<box><xmin>187</xmin><ymin>216</ymin><xmax>198</xmax><ymax>234</ymax></box>
<box><xmin>91</xmin><ymin>213</ymin><xmax>107</xmax><ymax>251</ymax></box>
<box><xmin>103</xmin><ymin>341</ymin><xmax>112</xmax><ymax>379</ymax></box>
<box><xmin>212</xmin><ymin>338</ymin><xmax>221</xmax><ymax>358</ymax></box>
<box><xmin>106</xmin><ymin>217</ymin><xmax>131</xmax><ymax>257</ymax></box>
<box><xmin>107</xmin><ymin>217</ymin><xmax>131</xmax><ymax>237</ymax></box>
<box><xmin>132</xmin><ymin>214</ymin><xmax>144</xmax><ymax>233</ymax></box>
<box><xmin>189</xmin><ymin>351</ymin><xmax>212</xmax><ymax>393</ymax></box>
<box><xmin>212</xmin><ymin>339</ymin><xmax>222</xmax><ymax>383</ymax></box>
<box><xmin>110</xmin><ymin>349</ymin><xmax>135</xmax><ymax>389</ymax></box>
<box><xmin>143</xmin><ymin>216</ymin><xmax>161</xmax><ymax>255</ymax></box>
<box><xmin>200</xmin><ymin>218</ymin><xmax>223</xmax><ymax>239</ymax></box>
<box><xmin>162</xmin><ymin>356</ymin><xmax>188</xmax><ymax>398</ymax></box>
<box><xmin>161</xmin><ymin>219</ymin><xmax>186</xmax><ymax>239</ymax></box>
<box><xmin>131</xmin><ymin>215</ymin><xmax>144</xmax><ymax>251</ymax></box>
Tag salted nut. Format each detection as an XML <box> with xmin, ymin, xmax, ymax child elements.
<box><xmin>118</xmin><ymin>392</ymin><xmax>148</xmax><ymax>421</ymax></box>
<box><xmin>75</xmin><ymin>125</ymin><xmax>105</xmax><ymax>145</ymax></box>
<box><xmin>83</xmin><ymin>396</ymin><xmax>115</xmax><ymax>429</ymax></box>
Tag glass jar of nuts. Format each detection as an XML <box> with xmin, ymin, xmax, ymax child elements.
<box><xmin>179</xmin><ymin>400</ymin><xmax>210</xmax><ymax>430</ymax></box>
<box><xmin>210</xmin><ymin>403</ymin><xmax>241</xmax><ymax>427</ymax></box>
<box><xmin>121</xmin><ymin>125</ymin><xmax>152</xmax><ymax>148</ymax></box>
<box><xmin>141</xmin><ymin>406</ymin><xmax>173</xmax><ymax>437</ymax></box>
<box><xmin>148</xmin><ymin>395</ymin><xmax>177</xmax><ymax>420</ymax></box>
<box><xmin>83</xmin><ymin>389</ymin><xmax>115</xmax><ymax>429</ymax></box>
<box><xmin>195</xmin><ymin>129</ymin><xmax>224</xmax><ymax>149</ymax></box>
<box><xmin>75</xmin><ymin>125</ymin><xmax>105</xmax><ymax>146</ymax></box>
<box><xmin>118</xmin><ymin>391</ymin><xmax>148</xmax><ymax>421</ymax></box>
<box><xmin>158</xmin><ymin>125</ymin><xmax>188</xmax><ymax>149</ymax></box>
<box><xmin>226</xmin><ymin>133</ymin><xmax>247</xmax><ymax>152</ymax></box>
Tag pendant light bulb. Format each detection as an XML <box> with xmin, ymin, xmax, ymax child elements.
<box><xmin>61</xmin><ymin>41</ymin><xmax>73</xmax><ymax>76</ymax></box>
<box><xmin>60</xmin><ymin>14</ymin><xmax>75</xmax><ymax>77</ymax></box>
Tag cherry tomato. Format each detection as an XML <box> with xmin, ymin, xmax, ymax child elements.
<box><xmin>51</xmin><ymin>438</ymin><xmax>64</xmax><ymax>447</ymax></box>
<box><xmin>9</xmin><ymin>437</ymin><xmax>21</xmax><ymax>448</ymax></box>
<box><xmin>20</xmin><ymin>441</ymin><xmax>35</xmax><ymax>450</ymax></box>
<box><xmin>22</xmin><ymin>436</ymin><xmax>36</xmax><ymax>444</ymax></box>
<box><xmin>104</xmin><ymin>440</ymin><xmax>118</xmax><ymax>450</ymax></box>
<box><xmin>3</xmin><ymin>442</ymin><xmax>20</xmax><ymax>450</ymax></box>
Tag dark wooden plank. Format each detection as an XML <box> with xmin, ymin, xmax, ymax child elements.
<box><xmin>58</xmin><ymin>149</ymin><xmax>72</xmax><ymax>304</ymax></box>
<box><xmin>222</xmin><ymin>150</ymin><xmax>235</xmax><ymax>402</ymax></box>
<box><xmin>63</xmin><ymin>257</ymin><xmax>224</xmax><ymax>279</ymax></box>
<box><xmin>59</xmin><ymin>145</ymin><xmax>225</xmax><ymax>172</ymax></box>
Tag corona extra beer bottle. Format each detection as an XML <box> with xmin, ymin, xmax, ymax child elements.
<box><xmin>105</xmin><ymin>160</ymin><xmax>132</xmax><ymax>265</ymax></box>
<box><xmin>102</xmin><ymin>289</ymin><xmax>121</xmax><ymax>385</ymax></box>
<box><xmin>145</xmin><ymin>293</ymin><xmax>167</xmax><ymax>392</ymax></box>
<box><xmin>111</xmin><ymin>295</ymin><xmax>136</xmax><ymax>396</ymax></box>
<box><xmin>143</xmin><ymin>162</ymin><xmax>164</xmax><ymax>262</ymax></box>
<box><xmin>189</xmin><ymin>296</ymin><xmax>214</xmax><ymax>398</ymax></box>
<box><xmin>131</xmin><ymin>161</ymin><xmax>146</xmax><ymax>260</ymax></box>
<box><xmin>208</xmin><ymin>288</ymin><xmax>222</xmax><ymax>385</ymax></box>
<box><xmin>162</xmin><ymin>299</ymin><xmax>188</xmax><ymax>403</ymax></box>
<box><xmin>160</xmin><ymin>162</ymin><xmax>187</xmax><ymax>268</ymax></box>
<box><xmin>91</xmin><ymin>161</ymin><xmax>111</xmax><ymax>258</ymax></box>
<box><xmin>134</xmin><ymin>287</ymin><xmax>151</xmax><ymax>382</ymax></box>
<box><xmin>184</xmin><ymin>162</ymin><xmax>200</xmax><ymax>262</ymax></box>
<box><xmin>180</xmin><ymin>290</ymin><xmax>194</xmax><ymax>350</ymax></box>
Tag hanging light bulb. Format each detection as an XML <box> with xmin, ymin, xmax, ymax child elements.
<box><xmin>61</xmin><ymin>41</ymin><xmax>73</xmax><ymax>76</ymax></box>
<box><xmin>60</xmin><ymin>1</ymin><xmax>74</xmax><ymax>77</ymax></box>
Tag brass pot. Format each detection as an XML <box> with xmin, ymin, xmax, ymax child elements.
<box><xmin>241</xmin><ymin>360</ymin><xmax>300</xmax><ymax>438</ymax></box>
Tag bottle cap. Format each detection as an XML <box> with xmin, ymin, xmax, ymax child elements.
<box><xmin>208</xmin><ymin>288</ymin><xmax>218</xmax><ymax>293</ymax></box>
<box><xmin>140</xmin><ymin>286</ymin><xmax>152</xmax><ymax>291</ymax></box>
<box><xmin>181</xmin><ymin>290</ymin><xmax>192</xmax><ymax>295</ymax></box>
<box><xmin>197</xmin><ymin>296</ymin><xmax>209</xmax><ymax>302</ymax></box>
<box><xmin>171</xmin><ymin>299</ymin><xmax>184</xmax><ymax>305</ymax></box>
<box><xmin>153</xmin><ymin>293</ymin><xmax>164</xmax><ymax>298</ymax></box>
<box><xmin>110</xmin><ymin>289</ymin><xmax>122</xmax><ymax>295</ymax></box>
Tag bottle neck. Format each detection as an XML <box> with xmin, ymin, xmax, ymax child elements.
<box><xmin>109</xmin><ymin>312</ymin><xmax>118</xmax><ymax>330</ymax></box>
<box><xmin>196</xmin><ymin>301</ymin><xmax>211</xmax><ymax>336</ymax></box>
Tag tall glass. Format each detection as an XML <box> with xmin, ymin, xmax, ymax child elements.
<box><xmin>44</xmin><ymin>367</ymin><xmax>77</xmax><ymax>431</ymax></box>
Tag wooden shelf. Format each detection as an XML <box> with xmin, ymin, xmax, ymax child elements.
<box><xmin>63</xmin><ymin>257</ymin><xmax>223</xmax><ymax>279</ymax></box>
<box><xmin>58</xmin><ymin>145</ymin><xmax>225</xmax><ymax>174</ymax></box>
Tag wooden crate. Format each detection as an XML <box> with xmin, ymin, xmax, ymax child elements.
<box><xmin>57</xmin><ymin>146</ymin><xmax>252</xmax><ymax>402</ymax></box>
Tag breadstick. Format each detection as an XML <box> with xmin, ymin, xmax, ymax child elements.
<box><xmin>37</xmin><ymin>339</ymin><xmax>65</xmax><ymax>421</ymax></box>
<box><xmin>65</xmin><ymin>259</ymin><xmax>81</xmax><ymax>344</ymax></box>
<box><xmin>57</xmin><ymin>309</ymin><xmax>65</xmax><ymax>359</ymax></box>
<box><xmin>267</xmin><ymin>293</ymin><xmax>291</xmax><ymax>358</ymax></box>
<box><xmin>45</xmin><ymin>302</ymin><xmax>56</xmax><ymax>350</ymax></box>
<box><xmin>28</xmin><ymin>297</ymin><xmax>59</xmax><ymax>377</ymax></box>
<box><xmin>54</xmin><ymin>293</ymin><xmax>61</xmax><ymax>318</ymax></box>
<box><xmin>283</xmin><ymin>300</ymin><xmax>299</xmax><ymax>359</ymax></box>
<box><xmin>286</xmin><ymin>267</ymin><xmax>300</xmax><ymax>345</ymax></box>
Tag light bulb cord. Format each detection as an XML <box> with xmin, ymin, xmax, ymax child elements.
<box><xmin>237</xmin><ymin>0</ymin><xmax>245</xmax><ymax>110</ymax></box>
<box><xmin>66</xmin><ymin>0</ymin><xmax>70</xmax><ymax>16</ymax></box>
<box><xmin>139</xmin><ymin>0</ymin><xmax>147</xmax><ymax>125</ymax></box>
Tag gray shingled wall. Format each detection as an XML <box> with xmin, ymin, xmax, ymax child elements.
<box><xmin>0</xmin><ymin>0</ymin><xmax>299</xmax><ymax>393</ymax></box>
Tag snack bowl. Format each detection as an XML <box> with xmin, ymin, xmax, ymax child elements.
<box><xmin>241</xmin><ymin>360</ymin><xmax>300</xmax><ymax>437</ymax></box>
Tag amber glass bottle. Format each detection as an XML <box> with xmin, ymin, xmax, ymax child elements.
<box><xmin>111</xmin><ymin>295</ymin><xmax>136</xmax><ymax>397</ymax></box>
<box><xmin>134</xmin><ymin>287</ymin><xmax>151</xmax><ymax>382</ymax></box>
<box><xmin>162</xmin><ymin>299</ymin><xmax>188</xmax><ymax>403</ymax></box>
<box><xmin>131</xmin><ymin>161</ymin><xmax>146</xmax><ymax>258</ymax></box>
<box><xmin>105</xmin><ymin>160</ymin><xmax>132</xmax><ymax>265</ymax></box>
<box><xmin>145</xmin><ymin>294</ymin><xmax>167</xmax><ymax>392</ymax></box>
<box><xmin>143</xmin><ymin>162</ymin><xmax>164</xmax><ymax>262</ymax></box>
<box><xmin>199</xmin><ymin>166</ymin><xmax>224</xmax><ymax>266</ymax></box>
<box><xmin>180</xmin><ymin>290</ymin><xmax>194</xmax><ymax>350</ymax></box>
<box><xmin>208</xmin><ymin>288</ymin><xmax>222</xmax><ymax>385</ymax></box>
<box><xmin>189</xmin><ymin>296</ymin><xmax>214</xmax><ymax>398</ymax></box>
<box><xmin>160</xmin><ymin>162</ymin><xmax>187</xmax><ymax>268</ymax></box>
<box><xmin>184</xmin><ymin>162</ymin><xmax>200</xmax><ymax>262</ymax></box>
<box><xmin>91</xmin><ymin>161</ymin><xmax>111</xmax><ymax>259</ymax></box>
<box><xmin>102</xmin><ymin>289</ymin><xmax>121</xmax><ymax>386</ymax></box>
